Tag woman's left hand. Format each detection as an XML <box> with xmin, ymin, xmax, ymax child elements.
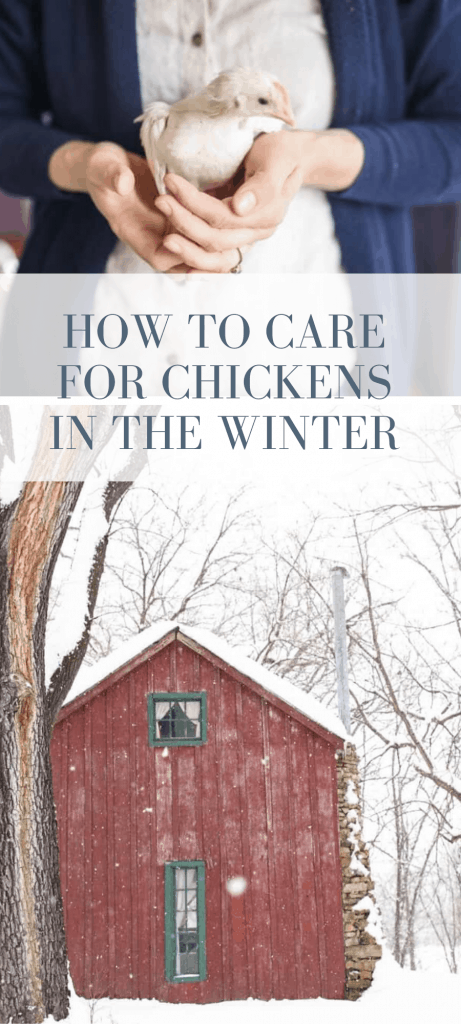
<box><xmin>154</xmin><ymin>129</ymin><xmax>365</xmax><ymax>273</ymax></box>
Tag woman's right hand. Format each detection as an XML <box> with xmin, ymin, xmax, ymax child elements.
<box><xmin>48</xmin><ymin>140</ymin><xmax>183</xmax><ymax>271</ymax></box>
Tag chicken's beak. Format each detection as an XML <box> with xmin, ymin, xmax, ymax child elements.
<box><xmin>271</xmin><ymin>80</ymin><xmax>296</xmax><ymax>128</ymax></box>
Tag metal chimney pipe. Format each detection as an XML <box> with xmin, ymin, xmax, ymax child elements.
<box><xmin>331</xmin><ymin>566</ymin><xmax>351</xmax><ymax>733</ymax></box>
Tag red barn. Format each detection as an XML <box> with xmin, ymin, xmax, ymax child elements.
<box><xmin>51</xmin><ymin>622</ymin><xmax>347</xmax><ymax>1003</ymax></box>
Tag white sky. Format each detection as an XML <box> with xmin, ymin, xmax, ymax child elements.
<box><xmin>135</xmin><ymin>397</ymin><xmax>457</xmax><ymax>537</ymax></box>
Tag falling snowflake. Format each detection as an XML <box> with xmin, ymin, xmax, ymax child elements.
<box><xmin>226</xmin><ymin>876</ymin><xmax>247</xmax><ymax>896</ymax></box>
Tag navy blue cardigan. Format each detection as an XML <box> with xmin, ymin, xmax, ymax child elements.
<box><xmin>0</xmin><ymin>0</ymin><xmax>461</xmax><ymax>273</ymax></box>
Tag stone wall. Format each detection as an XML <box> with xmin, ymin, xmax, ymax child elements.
<box><xmin>336</xmin><ymin>743</ymin><xmax>382</xmax><ymax>999</ymax></box>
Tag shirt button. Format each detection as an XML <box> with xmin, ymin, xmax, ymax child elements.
<box><xmin>191</xmin><ymin>32</ymin><xmax>203</xmax><ymax>47</ymax></box>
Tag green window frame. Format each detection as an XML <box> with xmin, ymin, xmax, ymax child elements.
<box><xmin>147</xmin><ymin>692</ymin><xmax>207</xmax><ymax>747</ymax></box>
<box><xmin>164</xmin><ymin>861</ymin><xmax>206</xmax><ymax>983</ymax></box>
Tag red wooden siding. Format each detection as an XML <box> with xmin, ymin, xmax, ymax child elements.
<box><xmin>51</xmin><ymin>635</ymin><xmax>345</xmax><ymax>1002</ymax></box>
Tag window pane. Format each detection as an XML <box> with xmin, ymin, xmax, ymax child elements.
<box><xmin>175</xmin><ymin>890</ymin><xmax>186</xmax><ymax>912</ymax></box>
<box><xmin>179</xmin><ymin>929</ymin><xmax>198</xmax><ymax>954</ymax></box>
<box><xmin>154</xmin><ymin>701</ymin><xmax>171</xmax><ymax>739</ymax></box>
<box><xmin>185</xmin><ymin>701</ymin><xmax>201</xmax><ymax>721</ymax></box>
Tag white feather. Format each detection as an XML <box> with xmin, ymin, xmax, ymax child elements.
<box><xmin>135</xmin><ymin>101</ymin><xmax>171</xmax><ymax>194</ymax></box>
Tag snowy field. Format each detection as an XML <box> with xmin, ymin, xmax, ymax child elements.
<box><xmin>58</xmin><ymin>952</ymin><xmax>460</xmax><ymax>1024</ymax></box>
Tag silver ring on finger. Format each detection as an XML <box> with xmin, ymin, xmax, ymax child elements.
<box><xmin>230</xmin><ymin>248</ymin><xmax>243</xmax><ymax>274</ymax></box>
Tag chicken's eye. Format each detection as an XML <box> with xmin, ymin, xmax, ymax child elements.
<box><xmin>258</xmin><ymin>97</ymin><xmax>269</xmax><ymax>105</ymax></box>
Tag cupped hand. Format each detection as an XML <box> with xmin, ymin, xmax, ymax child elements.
<box><xmin>154</xmin><ymin>129</ymin><xmax>364</xmax><ymax>272</ymax></box>
<box><xmin>49</xmin><ymin>140</ymin><xmax>184</xmax><ymax>272</ymax></box>
<box><xmin>85</xmin><ymin>143</ymin><xmax>187</xmax><ymax>271</ymax></box>
<box><xmin>154</xmin><ymin>132</ymin><xmax>306</xmax><ymax>272</ymax></box>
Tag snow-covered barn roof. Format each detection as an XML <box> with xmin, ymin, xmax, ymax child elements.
<box><xmin>61</xmin><ymin>621</ymin><xmax>347</xmax><ymax>741</ymax></box>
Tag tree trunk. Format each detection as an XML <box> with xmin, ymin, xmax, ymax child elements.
<box><xmin>0</xmin><ymin>700</ymin><xmax>68</xmax><ymax>1021</ymax></box>
<box><xmin>0</xmin><ymin>482</ymin><xmax>83</xmax><ymax>1021</ymax></box>
<box><xmin>0</xmin><ymin>476</ymin><xmax>133</xmax><ymax>1021</ymax></box>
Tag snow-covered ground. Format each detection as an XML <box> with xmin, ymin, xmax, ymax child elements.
<box><xmin>57</xmin><ymin>952</ymin><xmax>460</xmax><ymax>1024</ymax></box>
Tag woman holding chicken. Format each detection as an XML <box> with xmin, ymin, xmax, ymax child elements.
<box><xmin>0</xmin><ymin>0</ymin><xmax>460</xmax><ymax>276</ymax></box>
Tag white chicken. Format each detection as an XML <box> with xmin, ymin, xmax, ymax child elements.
<box><xmin>136</xmin><ymin>68</ymin><xmax>296</xmax><ymax>195</ymax></box>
